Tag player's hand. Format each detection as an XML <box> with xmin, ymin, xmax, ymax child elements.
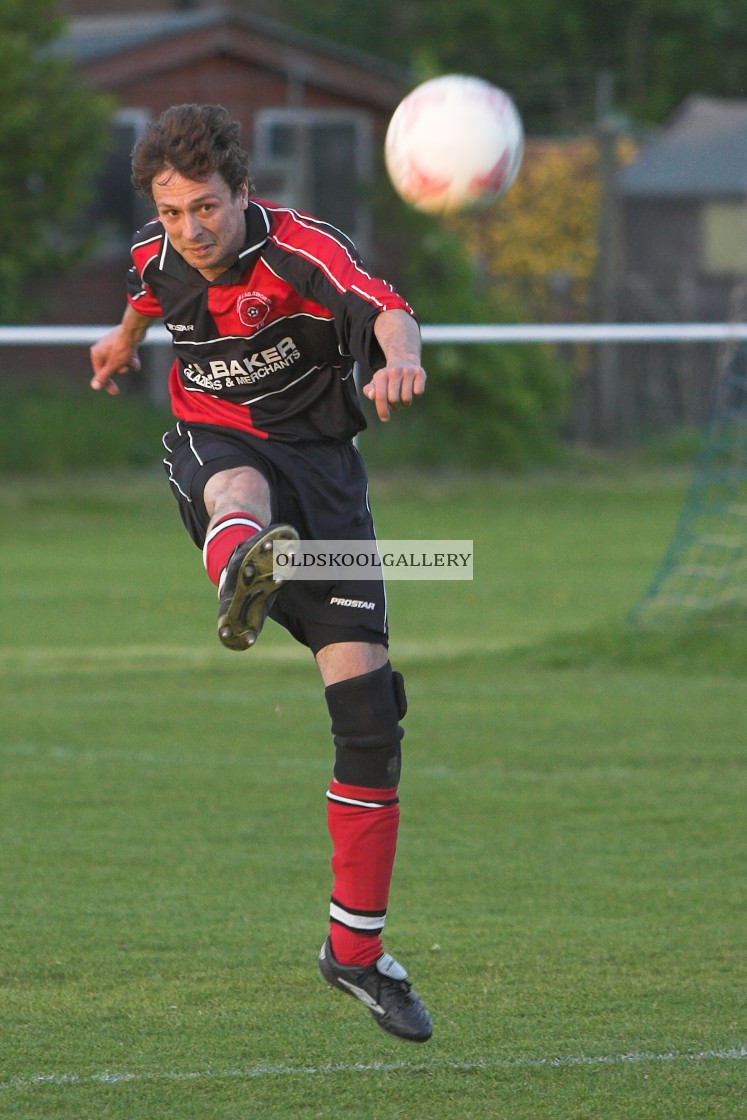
<box><xmin>89</xmin><ymin>326</ymin><xmax>142</xmax><ymax>396</ymax></box>
<box><xmin>363</xmin><ymin>360</ymin><xmax>426</xmax><ymax>422</ymax></box>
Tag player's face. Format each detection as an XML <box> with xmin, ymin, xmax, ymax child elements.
<box><xmin>151</xmin><ymin>169</ymin><xmax>249</xmax><ymax>280</ymax></box>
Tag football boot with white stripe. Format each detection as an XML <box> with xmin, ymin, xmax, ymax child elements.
<box><xmin>318</xmin><ymin>937</ymin><xmax>432</xmax><ymax>1043</ymax></box>
<box><xmin>217</xmin><ymin>524</ymin><xmax>299</xmax><ymax>651</ymax></box>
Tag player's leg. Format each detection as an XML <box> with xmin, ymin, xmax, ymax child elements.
<box><xmin>201</xmin><ymin>465</ymin><xmax>271</xmax><ymax>585</ymax></box>
<box><xmin>240</xmin><ymin>437</ymin><xmax>431</xmax><ymax>1039</ymax></box>
<box><xmin>315</xmin><ymin>639</ymin><xmax>432</xmax><ymax>1043</ymax></box>
<box><xmin>317</xmin><ymin>641</ymin><xmax>399</xmax><ymax>968</ymax></box>
<box><xmin>202</xmin><ymin>465</ymin><xmax>299</xmax><ymax>650</ymax></box>
<box><xmin>161</xmin><ymin>424</ymin><xmax>300</xmax><ymax>650</ymax></box>
<box><xmin>315</xmin><ymin>639</ymin><xmax>389</xmax><ymax>684</ymax></box>
<box><xmin>203</xmin><ymin>464</ymin><xmax>273</xmax><ymax>524</ymax></box>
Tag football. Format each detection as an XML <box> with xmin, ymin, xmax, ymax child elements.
<box><xmin>384</xmin><ymin>74</ymin><xmax>524</xmax><ymax>215</ymax></box>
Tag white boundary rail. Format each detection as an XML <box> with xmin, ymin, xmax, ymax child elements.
<box><xmin>1</xmin><ymin>323</ymin><xmax>747</xmax><ymax>346</ymax></box>
<box><xmin>421</xmin><ymin>323</ymin><xmax>747</xmax><ymax>344</ymax></box>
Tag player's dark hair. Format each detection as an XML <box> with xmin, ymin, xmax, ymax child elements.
<box><xmin>131</xmin><ymin>104</ymin><xmax>254</xmax><ymax>200</ymax></box>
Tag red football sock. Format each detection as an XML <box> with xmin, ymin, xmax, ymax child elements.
<box><xmin>326</xmin><ymin>779</ymin><xmax>400</xmax><ymax>968</ymax></box>
<box><xmin>202</xmin><ymin>512</ymin><xmax>264</xmax><ymax>587</ymax></box>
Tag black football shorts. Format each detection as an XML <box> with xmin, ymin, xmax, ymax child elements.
<box><xmin>161</xmin><ymin>421</ymin><xmax>388</xmax><ymax>652</ymax></box>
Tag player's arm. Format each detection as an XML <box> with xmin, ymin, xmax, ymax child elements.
<box><xmin>89</xmin><ymin>305</ymin><xmax>154</xmax><ymax>396</ymax></box>
<box><xmin>364</xmin><ymin>308</ymin><xmax>427</xmax><ymax>422</ymax></box>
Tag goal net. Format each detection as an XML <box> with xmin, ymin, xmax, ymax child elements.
<box><xmin>631</xmin><ymin>339</ymin><xmax>747</xmax><ymax>625</ymax></box>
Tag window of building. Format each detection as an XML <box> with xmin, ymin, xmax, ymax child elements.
<box><xmin>701</xmin><ymin>201</ymin><xmax>747</xmax><ymax>275</ymax></box>
<box><xmin>252</xmin><ymin>109</ymin><xmax>373</xmax><ymax>254</ymax></box>
<box><xmin>88</xmin><ymin>108</ymin><xmax>152</xmax><ymax>255</ymax></box>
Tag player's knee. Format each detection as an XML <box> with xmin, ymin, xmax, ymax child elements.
<box><xmin>324</xmin><ymin>662</ymin><xmax>407</xmax><ymax>788</ymax></box>
<box><xmin>203</xmin><ymin>465</ymin><xmax>272</xmax><ymax>523</ymax></box>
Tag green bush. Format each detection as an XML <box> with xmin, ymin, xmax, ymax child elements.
<box><xmin>360</xmin><ymin>340</ymin><xmax>567</xmax><ymax>469</ymax></box>
<box><xmin>367</xmin><ymin>206</ymin><xmax>570</xmax><ymax>469</ymax></box>
<box><xmin>0</xmin><ymin>383</ymin><xmax>173</xmax><ymax>473</ymax></box>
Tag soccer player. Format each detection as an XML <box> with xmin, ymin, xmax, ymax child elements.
<box><xmin>89</xmin><ymin>104</ymin><xmax>431</xmax><ymax>1043</ymax></box>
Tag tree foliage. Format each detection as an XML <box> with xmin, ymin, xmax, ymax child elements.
<box><xmin>466</xmin><ymin>137</ymin><xmax>634</xmax><ymax>320</ymax></box>
<box><xmin>260</xmin><ymin>0</ymin><xmax>747</xmax><ymax>130</ymax></box>
<box><xmin>365</xmin><ymin>197</ymin><xmax>570</xmax><ymax>468</ymax></box>
<box><xmin>0</xmin><ymin>0</ymin><xmax>113</xmax><ymax>321</ymax></box>
<box><xmin>471</xmin><ymin>139</ymin><xmax>601</xmax><ymax>319</ymax></box>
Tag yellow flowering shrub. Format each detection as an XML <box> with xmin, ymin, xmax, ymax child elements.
<box><xmin>463</xmin><ymin>136</ymin><xmax>635</xmax><ymax>319</ymax></box>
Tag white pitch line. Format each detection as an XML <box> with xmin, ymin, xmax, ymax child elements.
<box><xmin>1</xmin><ymin>1047</ymin><xmax>745</xmax><ymax>1092</ymax></box>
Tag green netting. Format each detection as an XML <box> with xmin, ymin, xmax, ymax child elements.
<box><xmin>631</xmin><ymin>343</ymin><xmax>747</xmax><ymax>626</ymax></box>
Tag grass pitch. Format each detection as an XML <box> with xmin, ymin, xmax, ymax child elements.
<box><xmin>0</xmin><ymin>467</ymin><xmax>744</xmax><ymax>1119</ymax></box>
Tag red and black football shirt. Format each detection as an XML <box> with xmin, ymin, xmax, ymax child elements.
<box><xmin>127</xmin><ymin>199</ymin><xmax>416</xmax><ymax>443</ymax></box>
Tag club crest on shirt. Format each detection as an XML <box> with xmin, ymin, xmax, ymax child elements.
<box><xmin>237</xmin><ymin>291</ymin><xmax>271</xmax><ymax>332</ymax></box>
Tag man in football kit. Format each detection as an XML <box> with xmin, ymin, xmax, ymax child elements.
<box><xmin>89</xmin><ymin>104</ymin><xmax>432</xmax><ymax>1043</ymax></box>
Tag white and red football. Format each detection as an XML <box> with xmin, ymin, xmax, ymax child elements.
<box><xmin>384</xmin><ymin>74</ymin><xmax>524</xmax><ymax>215</ymax></box>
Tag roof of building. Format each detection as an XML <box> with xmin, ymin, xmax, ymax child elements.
<box><xmin>53</xmin><ymin>7</ymin><xmax>410</xmax><ymax>84</ymax></box>
<box><xmin>618</xmin><ymin>95</ymin><xmax>747</xmax><ymax>198</ymax></box>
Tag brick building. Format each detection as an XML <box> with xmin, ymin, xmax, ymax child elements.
<box><xmin>45</xmin><ymin>2</ymin><xmax>410</xmax><ymax>325</ymax></box>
